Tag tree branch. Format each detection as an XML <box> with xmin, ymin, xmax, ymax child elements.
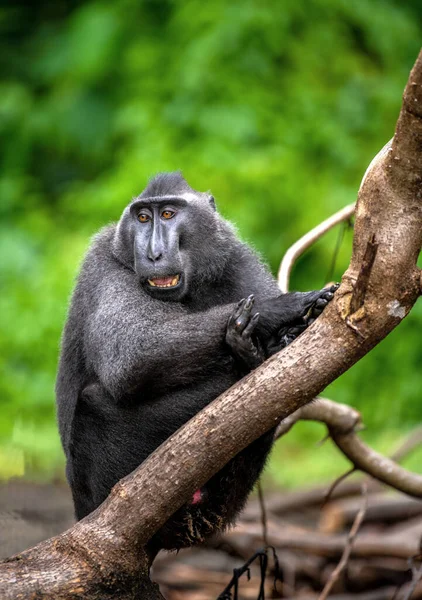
<box><xmin>277</xmin><ymin>399</ymin><xmax>422</xmax><ymax>498</ymax></box>
<box><xmin>278</xmin><ymin>203</ymin><xmax>355</xmax><ymax>293</ymax></box>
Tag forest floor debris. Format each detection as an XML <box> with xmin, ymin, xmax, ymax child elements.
<box><xmin>0</xmin><ymin>479</ymin><xmax>421</xmax><ymax>599</ymax></box>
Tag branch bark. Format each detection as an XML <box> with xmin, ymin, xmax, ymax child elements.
<box><xmin>1</xmin><ymin>50</ymin><xmax>422</xmax><ymax>599</ymax></box>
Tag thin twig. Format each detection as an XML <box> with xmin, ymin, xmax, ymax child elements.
<box><xmin>391</xmin><ymin>426</ymin><xmax>422</xmax><ymax>463</ymax></box>
<box><xmin>322</xmin><ymin>468</ymin><xmax>357</xmax><ymax>508</ymax></box>
<box><xmin>278</xmin><ymin>203</ymin><xmax>355</xmax><ymax>293</ymax></box>
<box><xmin>401</xmin><ymin>559</ymin><xmax>422</xmax><ymax>600</ymax></box>
<box><xmin>317</xmin><ymin>484</ymin><xmax>368</xmax><ymax>600</ymax></box>
<box><xmin>325</xmin><ymin>219</ymin><xmax>352</xmax><ymax>285</ymax></box>
<box><xmin>257</xmin><ymin>481</ymin><xmax>269</xmax><ymax>549</ymax></box>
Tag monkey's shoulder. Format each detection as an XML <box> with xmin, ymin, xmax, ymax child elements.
<box><xmin>74</xmin><ymin>225</ymin><xmax>136</xmax><ymax>296</ymax></box>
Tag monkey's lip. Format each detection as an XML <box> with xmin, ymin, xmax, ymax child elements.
<box><xmin>147</xmin><ymin>274</ymin><xmax>181</xmax><ymax>288</ymax></box>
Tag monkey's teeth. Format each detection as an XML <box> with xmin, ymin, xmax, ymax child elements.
<box><xmin>147</xmin><ymin>275</ymin><xmax>180</xmax><ymax>288</ymax></box>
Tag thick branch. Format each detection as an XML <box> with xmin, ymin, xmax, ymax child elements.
<box><xmin>1</xmin><ymin>49</ymin><xmax>422</xmax><ymax>600</ymax></box>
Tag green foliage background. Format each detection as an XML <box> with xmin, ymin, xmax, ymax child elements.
<box><xmin>1</xmin><ymin>0</ymin><xmax>421</xmax><ymax>485</ymax></box>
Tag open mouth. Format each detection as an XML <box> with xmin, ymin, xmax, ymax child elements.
<box><xmin>147</xmin><ymin>274</ymin><xmax>180</xmax><ymax>288</ymax></box>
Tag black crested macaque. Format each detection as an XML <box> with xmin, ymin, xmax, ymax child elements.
<box><xmin>56</xmin><ymin>172</ymin><xmax>337</xmax><ymax>551</ymax></box>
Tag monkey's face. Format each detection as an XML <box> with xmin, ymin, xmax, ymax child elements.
<box><xmin>130</xmin><ymin>198</ymin><xmax>217</xmax><ymax>302</ymax></box>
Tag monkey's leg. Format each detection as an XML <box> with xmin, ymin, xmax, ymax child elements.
<box><xmin>226</xmin><ymin>295</ymin><xmax>264</xmax><ymax>371</ymax></box>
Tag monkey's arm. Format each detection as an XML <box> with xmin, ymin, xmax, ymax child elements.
<box><xmin>226</xmin><ymin>286</ymin><xmax>338</xmax><ymax>370</ymax></box>
<box><xmin>82</xmin><ymin>241</ymin><xmax>337</xmax><ymax>400</ymax></box>
<box><xmin>254</xmin><ymin>284</ymin><xmax>338</xmax><ymax>341</ymax></box>
<box><xmin>85</xmin><ymin>285</ymin><xmax>337</xmax><ymax>400</ymax></box>
<box><xmin>85</xmin><ymin>293</ymin><xmax>236</xmax><ymax>400</ymax></box>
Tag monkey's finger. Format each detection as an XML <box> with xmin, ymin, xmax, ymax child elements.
<box><xmin>244</xmin><ymin>294</ymin><xmax>255</xmax><ymax>311</ymax></box>
<box><xmin>287</xmin><ymin>325</ymin><xmax>305</xmax><ymax>335</ymax></box>
<box><xmin>328</xmin><ymin>283</ymin><xmax>340</xmax><ymax>293</ymax></box>
<box><xmin>239</xmin><ymin>295</ymin><xmax>255</xmax><ymax>323</ymax></box>
<box><xmin>242</xmin><ymin>312</ymin><xmax>259</xmax><ymax>339</ymax></box>
<box><xmin>278</xmin><ymin>322</ymin><xmax>306</xmax><ymax>336</ymax></box>
<box><xmin>279</xmin><ymin>333</ymin><xmax>297</xmax><ymax>348</ymax></box>
<box><xmin>311</xmin><ymin>299</ymin><xmax>328</xmax><ymax>317</ymax></box>
<box><xmin>234</xmin><ymin>295</ymin><xmax>255</xmax><ymax>333</ymax></box>
<box><xmin>315</xmin><ymin>297</ymin><xmax>329</xmax><ymax>308</ymax></box>
<box><xmin>229</xmin><ymin>298</ymin><xmax>246</xmax><ymax>327</ymax></box>
<box><xmin>234</xmin><ymin>298</ymin><xmax>246</xmax><ymax>316</ymax></box>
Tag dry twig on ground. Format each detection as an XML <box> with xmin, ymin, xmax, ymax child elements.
<box><xmin>318</xmin><ymin>485</ymin><xmax>368</xmax><ymax>600</ymax></box>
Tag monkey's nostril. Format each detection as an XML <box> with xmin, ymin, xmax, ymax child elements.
<box><xmin>148</xmin><ymin>251</ymin><xmax>163</xmax><ymax>262</ymax></box>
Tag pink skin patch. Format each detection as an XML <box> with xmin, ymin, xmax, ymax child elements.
<box><xmin>191</xmin><ymin>489</ymin><xmax>202</xmax><ymax>505</ymax></box>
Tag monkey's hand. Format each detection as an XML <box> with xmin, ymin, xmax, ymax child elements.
<box><xmin>255</xmin><ymin>284</ymin><xmax>338</xmax><ymax>342</ymax></box>
<box><xmin>266</xmin><ymin>284</ymin><xmax>339</xmax><ymax>356</ymax></box>
<box><xmin>226</xmin><ymin>295</ymin><xmax>264</xmax><ymax>372</ymax></box>
<box><xmin>304</xmin><ymin>283</ymin><xmax>339</xmax><ymax>325</ymax></box>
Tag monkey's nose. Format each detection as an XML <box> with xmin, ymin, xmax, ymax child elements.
<box><xmin>147</xmin><ymin>248</ymin><xmax>163</xmax><ymax>262</ymax></box>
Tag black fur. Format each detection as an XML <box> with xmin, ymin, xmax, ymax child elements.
<box><xmin>56</xmin><ymin>173</ymin><xmax>336</xmax><ymax>551</ymax></box>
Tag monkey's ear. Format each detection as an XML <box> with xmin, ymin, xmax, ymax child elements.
<box><xmin>208</xmin><ymin>195</ymin><xmax>216</xmax><ymax>210</ymax></box>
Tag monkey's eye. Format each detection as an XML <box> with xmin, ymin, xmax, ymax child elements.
<box><xmin>138</xmin><ymin>213</ymin><xmax>151</xmax><ymax>223</ymax></box>
<box><xmin>162</xmin><ymin>210</ymin><xmax>175</xmax><ymax>220</ymax></box>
